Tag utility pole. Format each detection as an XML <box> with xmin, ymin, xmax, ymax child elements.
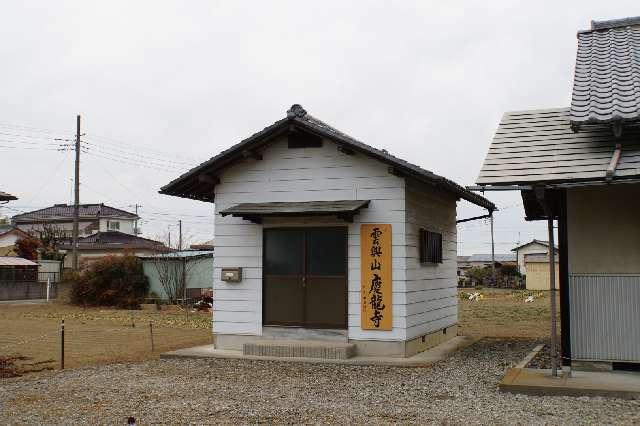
<box><xmin>179</xmin><ymin>220</ymin><xmax>187</xmax><ymax>315</ymax></box>
<box><xmin>72</xmin><ymin>115</ymin><xmax>81</xmax><ymax>271</ymax></box>
<box><xmin>490</xmin><ymin>212</ymin><xmax>496</xmax><ymax>285</ymax></box>
<box><xmin>130</xmin><ymin>204</ymin><xmax>142</xmax><ymax>235</ymax></box>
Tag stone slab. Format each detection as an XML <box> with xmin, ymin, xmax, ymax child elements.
<box><xmin>500</xmin><ymin>367</ymin><xmax>640</xmax><ymax>399</ymax></box>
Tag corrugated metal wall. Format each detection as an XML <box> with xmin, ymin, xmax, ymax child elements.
<box><xmin>569</xmin><ymin>274</ymin><xmax>640</xmax><ymax>362</ymax></box>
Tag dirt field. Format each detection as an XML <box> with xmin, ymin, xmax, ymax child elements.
<box><xmin>0</xmin><ymin>288</ymin><xmax>554</xmax><ymax>376</ymax></box>
<box><xmin>0</xmin><ymin>302</ymin><xmax>212</xmax><ymax>374</ymax></box>
<box><xmin>458</xmin><ymin>288</ymin><xmax>559</xmax><ymax>338</ymax></box>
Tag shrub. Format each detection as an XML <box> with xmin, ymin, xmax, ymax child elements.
<box><xmin>14</xmin><ymin>237</ymin><xmax>39</xmax><ymax>261</ymax></box>
<box><xmin>68</xmin><ymin>255</ymin><xmax>149</xmax><ymax>309</ymax></box>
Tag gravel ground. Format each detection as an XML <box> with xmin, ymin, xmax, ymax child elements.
<box><xmin>1</xmin><ymin>338</ymin><xmax>639</xmax><ymax>425</ymax></box>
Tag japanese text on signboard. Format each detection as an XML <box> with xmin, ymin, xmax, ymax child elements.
<box><xmin>361</xmin><ymin>224</ymin><xmax>392</xmax><ymax>330</ymax></box>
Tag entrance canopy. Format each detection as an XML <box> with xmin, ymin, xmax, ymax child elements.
<box><xmin>219</xmin><ymin>200</ymin><xmax>370</xmax><ymax>223</ymax></box>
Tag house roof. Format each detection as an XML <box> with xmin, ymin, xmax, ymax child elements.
<box><xmin>511</xmin><ymin>239</ymin><xmax>558</xmax><ymax>252</ymax></box>
<box><xmin>219</xmin><ymin>200</ymin><xmax>371</xmax><ymax>223</ymax></box>
<box><xmin>160</xmin><ymin>104</ymin><xmax>495</xmax><ymax>211</ymax></box>
<box><xmin>476</xmin><ymin>108</ymin><xmax>640</xmax><ymax>186</ymax></box>
<box><xmin>571</xmin><ymin>17</ymin><xmax>640</xmax><ymax>127</ymax></box>
<box><xmin>0</xmin><ymin>256</ymin><xmax>38</xmax><ymax>266</ymax></box>
<box><xmin>0</xmin><ymin>224</ymin><xmax>33</xmax><ymax>239</ymax></box>
<box><xmin>0</xmin><ymin>191</ymin><xmax>17</xmax><ymax>202</ymax></box>
<box><xmin>58</xmin><ymin>231</ymin><xmax>165</xmax><ymax>251</ymax></box>
<box><xmin>140</xmin><ymin>250</ymin><xmax>213</xmax><ymax>260</ymax></box>
<box><xmin>468</xmin><ymin>253</ymin><xmax>517</xmax><ymax>263</ymax></box>
<box><xmin>12</xmin><ymin>203</ymin><xmax>138</xmax><ymax>222</ymax></box>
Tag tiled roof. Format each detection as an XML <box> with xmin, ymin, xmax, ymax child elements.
<box><xmin>160</xmin><ymin>104</ymin><xmax>496</xmax><ymax>211</ymax></box>
<box><xmin>58</xmin><ymin>231</ymin><xmax>164</xmax><ymax>250</ymax></box>
<box><xmin>0</xmin><ymin>191</ymin><xmax>17</xmax><ymax>201</ymax></box>
<box><xmin>468</xmin><ymin>254</ymin><xmax>516</xmax><ymax>263</ymax></box>
<box><xmin>476</xmin><ymin>108</ymin><xmax>640</xmax><ymax>185</ymax></box>
<box><xmin>511</xmin><ymin>239</ymin><xmax>558</xmax><ymax>251</ymax></box>
<box><xmin>570</xmin><ymin>17</ymin><xmax>640</xmax><ymax>127</ymax></box>
<box><xmin>12</xmin><ymin>203</ymin><xmax>138</xmax><ymax>221</ymax></box>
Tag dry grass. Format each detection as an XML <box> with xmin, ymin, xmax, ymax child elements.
<box><xmin>458</xmin><ymin>288</ymin><xmax>560</xmax><ymax>338</ymax></box>
<box><xmin>0</xmin><ymin>302</ymin><xmax>212</xmax><ymax>373</ymax></box>
<box><xmin>1</xmin><ymin>290</ymin><xmax>557</xmax><ymax>376</ymax></box>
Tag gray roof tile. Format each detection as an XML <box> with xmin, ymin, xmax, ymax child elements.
<box><xmin>570</xmin><ymin>19</ymin><xmax>640</xmax><ymax>126</ymax></box>
<box><xmin>476</xmin><ymin>108</ymin><xmax>640</xmax><ymax>185</ymax></box>
<box><xmin>12</xmin><ymin>203</ymin><xmax>138</xmax><ymax>221</ymax></box>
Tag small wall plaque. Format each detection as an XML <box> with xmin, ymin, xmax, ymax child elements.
<box><xmin>221</xmin><ymin>267</ymin><xmax>242</xmax><ymax>282</ymax></box>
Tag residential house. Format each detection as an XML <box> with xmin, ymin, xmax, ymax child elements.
<box><xmin>12</xmin><ymin>203</ymin><xmax>139</xmax><ymax>238</ymax></box>
<box><xmin>457</xmin><ymin>253</ymin><xmax>516</xmax><ymax>277</ymax></box>
<box><xmin>189</xmin><ymin>239</ymin><xmax>214</xmax><ymax>251</ymax></box>
<box><xmin>58</xmin><ymin>231</ymin><xmax>166</xmax><ymax>268</ymax></box>
<box><xmin>524</xmin><ymin>254</ymin><xmax>560</xmax><ymax>291</ymax></box>
<box><xmin>160</xmin><ymin>103</ymin><xmax>495</xmax><ymax>358</ymax></box>
<box><xmin>511</xmin><ymin>239</ymin><xmax>558</xmax><ymax>275</ymax></box>
<box><xmin>141</xmin><ymin>250</ymin><xmax>214</xmax><ymax>300</ymax></box>
<box><xmin>0</xmin><ymin>224</ymin><xmax>34</xmax><ymax>256</ymax></box>
<box><xmin>476</xmin><ymin>17</ymin><xmax>640</xmax><ymax>367</ymax></box>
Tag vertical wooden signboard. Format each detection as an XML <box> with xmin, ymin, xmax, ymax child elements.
<box><xmin>361</xmin><ymin>224</ymin><xmax>392</xmax><ymax>330</ymax></box>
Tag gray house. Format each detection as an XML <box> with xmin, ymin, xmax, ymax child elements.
<box><xmin>161</xmin><ymin>104</ymin><xmax>494</xmax><ymax>357</ymax></box>
<box><xmin>477</xmin><ymin>17</ymin><xmax>640</xmax><ymax>368</ymax></box>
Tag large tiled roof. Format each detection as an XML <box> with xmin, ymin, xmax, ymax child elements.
<box><xmin>12</xmin><ymin>203</ymin><xmax>138</xmax><ymax>221</ymax></box>
<box><xmin>570</xmin><ymin>17</ymin><xmax>640</xmax><ymax>127</ymax></box>
<box><xmin>476</xmin><ymin>108</ymin><xmax>640</xmax><ymax>186</ymax></box>
<box><xmin>160</xmin><ymin>104</ymin><xmax>495</xmax><ymax>210</ymax></box>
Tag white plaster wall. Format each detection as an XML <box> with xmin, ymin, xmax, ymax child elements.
<box><xmin>404</xmin><ymin>179</ymin><xmax>458</xmax><ymax>340</ymax></box>
<box><xmin>99</xmin><ymin>218</ymin><xmax>136</xmax><ymax>234</ymax></box>
<box><xmin>567</xmin><ymin>184</ymin><xmax>640</xmax><ymax>274</ymax></box>
<box><xmin>212</xmin><ymin>137</ymin><xmax>408</xmax><ymax>341</ymax></box>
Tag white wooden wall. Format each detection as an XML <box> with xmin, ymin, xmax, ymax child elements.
<box><xmin>212</xmin><ymin>136</ymin><xmax>408</xmax><ymax>341</ymax></box>
<box><xmin>404</xmin><ymin>179</ymin><xmax>458</xmax><ymax>340</ymax></box>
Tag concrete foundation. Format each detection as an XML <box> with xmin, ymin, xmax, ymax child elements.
<box><xmin>214</xmin><ymin>324</ymin><xmax>457</xmax><ymax>358</ymax></box>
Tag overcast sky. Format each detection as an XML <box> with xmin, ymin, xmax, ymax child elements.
<box><xmin>0</xmin><ymin>1</ymin><xmax>637</xmax><ymax>253</ymax></box>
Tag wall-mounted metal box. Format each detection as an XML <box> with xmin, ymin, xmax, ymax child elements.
<box><xmin>221</xmin><ymin>267</ymin><xmax>242</xmax><ymax>282</ymax></box>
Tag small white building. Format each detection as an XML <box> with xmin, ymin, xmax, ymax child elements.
<box><xmin>161</xmin><ymin>104</ymin><xmax>494</xmax><ymax>357</ymax></box>
<box><xmin>511</xmin><ymin>239</ymin><xmax>557</xmax><ymax>275</ymax></box>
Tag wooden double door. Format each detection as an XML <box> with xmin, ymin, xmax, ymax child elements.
<box><xmin>263</xmin><ymin>227</ymin><xmax>347</xmax><ymax>329</ymax></box>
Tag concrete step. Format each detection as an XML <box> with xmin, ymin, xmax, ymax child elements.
<box><xmin>243</xmin><ymin>339</ymin><xmax>356</xmax><ymax>360</ymax></box>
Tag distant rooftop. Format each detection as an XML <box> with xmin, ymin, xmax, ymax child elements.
<box><xmin>12</xmin><ymin>203</ymin><xmax>138</xmax><ymax>222</ymax></box>
<box><xmin>0</xmin><ymin>191</ymin><xmax>17</xmax><ymax>202</ymax></box>
<box><xmin>467</xmin><ymin>253</ymin><xmax>517</xmax><ymax>263</ymax></box>
<box><xmin>58</xmin><ymin>231</ymin><xmax>164</xmax><ymax>251</ymax></box>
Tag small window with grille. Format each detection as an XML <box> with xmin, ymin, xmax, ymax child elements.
<box><xmin>419</xmin><ymin>228</ymin><xmax>442</xmax><ymax>264</ymax></box>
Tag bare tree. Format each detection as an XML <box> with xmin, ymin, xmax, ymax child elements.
<box><xmin>149</xmin><ymin>230</ymin><xmax>196</xmax><ymax>305</ymax></box>
<box><xmin>31</xmin><ymin>223</ymin><xmax>68</xmax><ymax>261</ymax></box>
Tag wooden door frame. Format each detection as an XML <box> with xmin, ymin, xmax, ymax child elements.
<box><xmin>262</xmin><ymin>226</ymin><xmax>348</xmax><ymax>329</ymax></box>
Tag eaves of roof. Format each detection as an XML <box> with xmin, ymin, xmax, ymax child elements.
<box><xmin>160</xmin><ymin>105</ymin><xmax>495</xmax><ymax>211</ymax></box>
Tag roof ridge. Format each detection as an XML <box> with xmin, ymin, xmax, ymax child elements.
<box><xmin>589</xmin><ymin>16</ymin><xmax>640</xmax><ymax>32</ymax></box>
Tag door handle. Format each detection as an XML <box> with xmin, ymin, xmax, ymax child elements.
<box><xmin>302</xmin><ymin>276</ymin><xmax>306</xmax><ymax>287</ymax></box>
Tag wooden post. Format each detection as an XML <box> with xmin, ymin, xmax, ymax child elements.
<box><xmin>490</xmin><ymin>213</ymin><xmax>496</xmax><ymax>286</ymax></box>
<box><xmin>149</xmin><ymin>321</ymin><xmax>154</xmax><ymax>353</ymax></box>
<box><xmin>60</xmin><ymin>319</ymin><xmax>65</xmax><ymax>370</ymax></box>
<box><xmin>548</xmin><ymin>218</ymin><xmax>558</xmax><ymax>377</ymax></box>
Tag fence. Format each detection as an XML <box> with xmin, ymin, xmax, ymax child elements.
<box><xmin>0</xmin><ymin>319</ymin><xmax>212</xmax><ymax>378</ymax></box>
<box><xmin>0</xmin><ymin>281</ymin><xmax>58</xmax><ymax>301</ymax></box>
